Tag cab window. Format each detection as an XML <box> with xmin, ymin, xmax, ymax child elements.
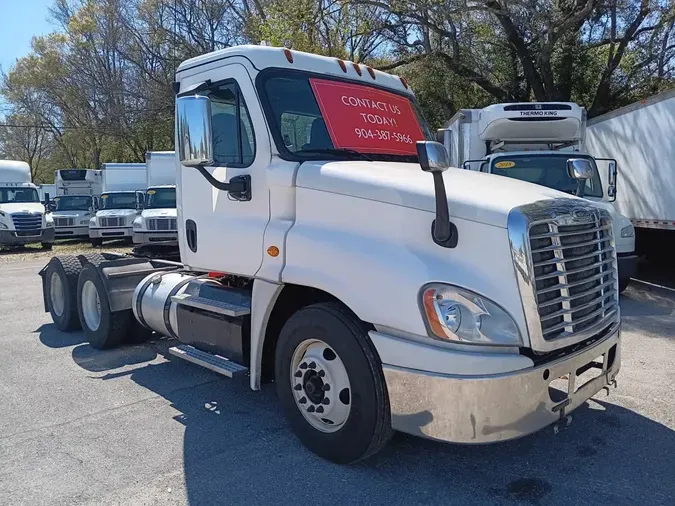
<box><xmin>209</xmin><ymin>83</ymin><xmax>255</xmax><ymax>166</ymax></box>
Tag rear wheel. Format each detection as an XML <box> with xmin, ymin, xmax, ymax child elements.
<box><xmin>44</xmin><ymin>256</ymin><xmax>82</xmax><ymax>331</ymax></box>
<box><xmin>275</xmin><ymin>302</ymin><xmax>393</xmax><ymax>464</ymax></box>
<box><xmin>77</xmin><ymin>263</ymin><xmax>130</xmax><ymax>349</ymax></box>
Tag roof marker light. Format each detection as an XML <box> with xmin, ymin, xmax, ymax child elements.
<box><xmin>400</xmin><ymin>76</ymin><xmax>409</xmax><ymax>89</ymax></box>
<box><xmin>366</xmin><ymin>66</ymin><xmax>376</xmax><ymax>79</ymax></box>
<box><xmin>284</xmin><ymin>49</ymin><xmax>294</xmax><ymax>63</ymax></box>
<box><xmin>353</xmin><ymin>63</ymin><xmax>362</xmax><ymax>76</ymax></box>
<box><xmin>337</xmin><ymin>59</ymin><xmax>347</xmax><ymax>73</ymax></box>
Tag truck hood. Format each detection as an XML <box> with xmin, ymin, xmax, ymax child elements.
<box><xmin>141</xmin><ymin>208</ymin><xmax>177</xmax><ymax>219</ymax></box>
<box><xmin>296</xmin><ymin>161</ymin><xmax>573</xmax><ymax>228</ymax></box>
<box><xmin>96</xmin><ymin>209</ymin><xmax>138</xmax><ymax>218</ymax></box>
<box><xmin>0</xmin><ymin>202</ymin><xmax>45</xmax><ymax>214</ymax></box>
<box><xmin>52</xmin><ymin>210</ymin><xmax>92</xmax><ymax>218</ymax></box>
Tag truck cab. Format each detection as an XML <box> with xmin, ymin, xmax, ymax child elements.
<box><xmin>89</xmin><ymin>163</ymin><xmax>146</xmax><ymax>246</ymax></box>
<box><xmin>132</xmin><ymin>151</ymin><xmax>178</xmax><ymax>244</ymax></box>
<box><xmin>441</xmin><ymin>102</ymin><xmax>636</xmax><ymax>291</ymax></box>
<box><xmin>0</xmin><ymin>160</ymin><xmax>54</xmax><ymax>249</ymax></box>
<box><xmin>42</xmin><ymin>46</ymin><xmax>622</xmax><ymax>464</ymax></box>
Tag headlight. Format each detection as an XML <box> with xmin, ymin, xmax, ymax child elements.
<box><xmin>420</xmin><ymin>284</ymin><xmax>522</xmax><ymax>346</ymax></box>
<box><xmin>133</xmin><ymin>218</ymin><xmax>142</xmax><ymax>229</ymax></box>
<box><xmin>45</xmin><ymin>216</ymin><xmax>54</xmax><ymax>228</ymax></box>
<box><xmin>0</xmin><ymin>222</ymin><xmax>7</xmax><ymax>229</ymax></box>
<box><xmin>620</xmin><ymin>224</ymin><xmax>635</xmax><ymax>238</ymax></box>
<box><xmin>90</xmin><ymin>217</ymin><xmax>97</xmax><ymax>226</ymax></box>
<box><xmin>80</xmin><ymin>219</ymin><xmax>90</xmax><ymax>225</ymax></box>
<box><xmin>0</xmin><ymin>210</ymin><xmax>6</xmax><ymax>217</ymax></box>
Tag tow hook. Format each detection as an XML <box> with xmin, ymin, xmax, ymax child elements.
<box><xmin>553</xmin><ymin>414</ymin><xmax>573</xmax><ymax>435</ymax></box>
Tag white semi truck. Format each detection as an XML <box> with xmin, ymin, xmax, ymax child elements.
<box><xmin>51</xmin><ymin>169</ymin><xmax>103</xmax><ymax>239</ymax></box>
<box><xmin>89</xmin><ymin>163</ymin><xmax>146</xmax><ymax>246</ymax></box>
<box><xmin>40</xmin><ymin>46</ymin><xmax>621</xmax><ymax>464</ymax></box>
<box><xmin>132</xmin><ymin>151</ymin><xmax>178</xmax><ymax>244</ymax></box>
<box><xmin>440</xmin><ymin>102</ymin><xmax>637</xmax><ymax>292</ymax></box>
<box><xmin>0</xmin><ymin>160</ymin><xmax>54</xmax><ymax>249</ymax></box>
<box><xmin>586</xmin><ymin>89</ymin><xmax>675</xmax><ymax>256</ymax></box>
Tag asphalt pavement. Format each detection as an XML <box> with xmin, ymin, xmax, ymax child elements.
<box><xmin>0</xmin><ymin>259</ymin><xmax>673</xmax><ymax>505</ymax></box>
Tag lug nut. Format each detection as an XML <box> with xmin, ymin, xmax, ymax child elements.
<box><xmin>294</xmin><ymin>384</ymin><xmax>302</xmax><ymax>391</ymax></box>
<box><xmin>318</xmin><ymin>370</ymin><xmax>325</xmax><ymax>378</ymax></box>
<box><xmin>323</xmin><ymin>384</ymin><xmax>330</xmax><ymax>391</ymax></box>
<box><xmin>307</xmin><ymin>405</ymin><xmax>315</xmax><ymax>413</ymax></box>
<box><xmin>299</xmin><ymin>362</ymin><xmax>307</xmax><ymax>369</ymax></box>
<box><xmin>308</xmin><ymin>361</ymin><xmax>316</xmax><ymax>369</ymax></box>
<box><xmin>298</xmin><ymin>397</ymin><xmax>307</xmax><ymax>404</ymax></box>
<box><xmin>294</xmin><ymin>370</ymin><xmax>302</xmax><ymax>378</ymax></box>
<box><xmin>316</xmin><ymin>406</ymin><xmax>324</xmax><ymax>414</ymax></box>
<box><xmin>322</xmin><ymin>398</ymin><xmax>330</xmax><ymax>405</ymax></box>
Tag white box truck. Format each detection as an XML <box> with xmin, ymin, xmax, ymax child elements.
<box><xmin>51</xmin><ymin>169</ymin><xmax>103</xmax><ymax>239</ymax></box>
<box><xmin>40</xmin><ymin>46</ymin><xmax>621</xmax><ymax>464</ymax></box>
<box><xmin>440</xmin><ymin>102</ymin><xmax>637</xmax><ymax>292</ymax></box>
<box><xmin>586</xmin><ymin>89</ymin><xmax>675</xmax><ymax>256</ymax></box>
<box><xmin>89</xmin><ymin>163</ymin><xmax>146</xmax><ymax>246</ymax></box>
<box><xmin>0</xmin><ymin>160</ymin><xmax>54</xmax><ymax>249</ymax></box>
<box><xmin>132</xmin><ymin>151</ymin><xmax>177</xmax><ymax>244</ymax></box>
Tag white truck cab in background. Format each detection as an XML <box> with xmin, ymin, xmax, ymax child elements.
<box><xmin>0</xmin><ymin>160</ymin><xmax>54</xmax><ymax>249</ymax></box>
<box><xmin>440</xmin><ymin>102</ymin><xmax>636</xmax><ymax>292</ymax></box>
<box><xmin>42</xmin><ymin>46</ymin><xmax>622</xmax><ymax>464</ymax></box>
<box><xmin>89</xmin><ymin>163</ymin><xmax>146</xmax><ymax>246</ymax></box>
<box><xmin>132</xmin><ymin>151</ymin><xmax>177</xmax><ymax>244</ymax></box>
<box><xmin>51</xmin><ymin>169</ymin><xmax>103</xmax><ymax>239</ymax></box>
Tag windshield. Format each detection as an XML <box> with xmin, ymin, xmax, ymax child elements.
<box><xmin>489</xmin><ymin>155</ymin><xmax>603</xmax><ymax>198</ymax></box>
<box><xmin>54</xmin><ymin>195</ymin><xmax>92</xmax><ymax>211</ymax></box>
<box><xmin>145</xmin><ymin>187</ymin><xmax>176</xmax><ymax>209</ymax></box>
<box><xmin>100</xmin><ymin>192</ymin><xmax>137</xmax><ymax>210</ymax></box>
<box><xmin>0</xmin><ymin>187</ymin><xmax>40</xmax><ymax>204</ymax></box>
<box><xmin>261</xmin><ymin>72</ymin><xmax>432</xmax><ymax>162</ymax></box>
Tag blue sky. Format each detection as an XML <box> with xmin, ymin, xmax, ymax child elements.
<box><xmin>0</xmin><ymin>0</ymin><xmax>54</xmax><ymax>74</ymax></box>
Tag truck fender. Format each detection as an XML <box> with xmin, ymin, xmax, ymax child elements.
<box><xmin>249</xmin><ymin>279</ymin><xmax>284</xmax><ymax>390</ymax></box>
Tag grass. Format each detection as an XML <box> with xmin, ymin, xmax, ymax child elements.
<box><xmin>0</xmin><ymin>239</ymin><xmax>133</xmax><ymax>263</ymax></box>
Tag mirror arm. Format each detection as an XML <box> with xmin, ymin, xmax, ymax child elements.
<box><xmin>431</xmin><ymin>172</ymin><xmax>458</xmax><ymax>248</ymax></box>
<box><xmin>575</xmin><ymin>180</ymin><xmax>585</xmax><ymax>198</ymax></box>
<box><xmin>193</xmin><ymin>165</ymin><xmax>252</xmax><ymax>201</ymax></box>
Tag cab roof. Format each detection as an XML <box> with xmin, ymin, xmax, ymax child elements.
<box><xmin>176</xmin><ymin>45</ymin><xmax>412</xmax><ymax>97</ymax></box>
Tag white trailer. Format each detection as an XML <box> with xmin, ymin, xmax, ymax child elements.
<box><xmin>55</xmin><ymin>169</ymin><xmax>103</xmax><ymax>196</ymax></box>
<box><xmin>0</xmin><ymin>160</ymin><xmax>54</xmax><ymax>249</ymax></box>
<box><xmin>38</xmin><ymin>184</ymin><xmax>56</xmax><ymax>203</ymax></box>
<box><xmin>89</xmin><ymin>163</ymin><xmax>147</xmax><ymax>246</ymax></box>
<box><xmin>586</xmin><ymin>89</ymin><xmax>675</xmax><ymax>255</ymax></box>
<box><xmin>132</xmin><ymin>151</ymin><xmax>177</xmax><ymax>244</ymax></box>
<box><xmin>40</xmin><ymin>45</ymin><xmax>621</xmax><ymax>464</ymax></box>
<box><xmin>441</xmin><ymin>102</ymin><xmax>637</xmax><ymax>292</ymax></box>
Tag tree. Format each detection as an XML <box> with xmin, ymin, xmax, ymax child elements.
<box><xmin>0</xmin><ymin>113</ymin><xmax>54</xmax><ymax>183</ymax></box>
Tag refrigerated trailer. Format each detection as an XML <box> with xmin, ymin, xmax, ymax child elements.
<box><xmin>440</xmin><ymin>102</ymin><xmax>637</xmax><ymax>292</ymax></box>
<box><xmin>40</xmin><ymin>45</ymin><xmax>621</xmax><ymax>464</ymax></box>
<box><xmin>51</xmin><ymin>169</ymin><xmax>103</xmax><ymax>239</ymax></box>
<box><xmin>586</xmin><ymin>89</ymin><xmax>675</xmax><ymax>255</ymax></box>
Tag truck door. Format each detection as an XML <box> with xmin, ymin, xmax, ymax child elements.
<box><xmin>178</xmin><ymin>63</ymin><xmax>271</xmax><ymax>276</ymax></box>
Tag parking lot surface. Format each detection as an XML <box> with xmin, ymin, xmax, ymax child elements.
<box><xmin>0</xmin><ymin>259</ymin><xmax>673</xmax><ymax>505</ymax></box>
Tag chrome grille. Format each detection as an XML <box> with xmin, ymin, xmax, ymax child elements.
<box><xmin>529</xmin><ymin>217</ymin><xmax>618</xmax><ymax>341</ymax></box>
<box><xmin>147</xmin><ymin>218</ymin><xmax>177</xmax><ymax>231</ymax></box>
<box><xmin>11</xmin><ymin>213</ymin><xmax>42</xmax><ymax>232</ymax></box>
<box><xmin>100</xmin><ymin>217</ymin><xmax>124</xmax><ymax>227</ymax></box>
<box><xmin>54</xmin><ymin>217</ymin><xmax>74</xmax><ymax>227</ymax></box>
<box><xmin>508</xmin><ymin>200</ymin><xmax>620</xmax><ymax>353</ymax></box>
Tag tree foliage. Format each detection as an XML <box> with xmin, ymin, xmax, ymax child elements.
<box><xmin>2</xmin><ymin>0</ymin><xmax>674</xmax><ymax>175</ymax></box>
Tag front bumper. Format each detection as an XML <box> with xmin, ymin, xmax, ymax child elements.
<box><xmin>0</xmin><ymin>228</ymin><xmax>55</xmax><ymax>246</ymax></box>
<box><xmin>383</xmin><ymin>323</ymin><xmax>621</xmax><ymax>444</ymax></box>
<box><xmin>55</xmin><ymin>225</ymin><xmax>90</xmax><ymax>238</ymax></box>
<box><xmin>132</xmin><ymin>230</ymin><xmax>178</xmax><ymax>244</ymax></box>
<box><xmin>617</xmin><ymin>252</ymin><xmax>637</xmax><ymax>281</ymax></box>
<box><xmin>89</xmin><ymin>227</ymin><xmax>133</xmax><ymax>239</ymax></box>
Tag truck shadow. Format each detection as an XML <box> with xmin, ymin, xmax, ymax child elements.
<box><xmin>36</xmin><ymin>323</ymin><xmax>89</xmax><ymax>348</ymax></box>
<box><xmin>82</xmin><ymin>339</ymin><xmax>675</xmax><ymax>505</ymax></box>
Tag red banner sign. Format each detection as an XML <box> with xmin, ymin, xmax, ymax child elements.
<box><xmin>309</xmin><ymin>78</ymin><xmax>425</xmax><ymax>155</ymax></box>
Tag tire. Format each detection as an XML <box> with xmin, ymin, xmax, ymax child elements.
<box><xmin>44</xmin><ymin>256</ymin><xmax>83</xmax><ymax>331</ymax></box>
<box><xmin>91</xmin><ymin>238</ymin><xmax>103</xmax><ymax>247</ymax></box>
<box><xmin>618</xmin><ymin>276</ymin><xmax>630</xmax><ymax>293</ymax></box>
<box><xmin>76</xmin><ymin>262</ymin><xmax>131</xmax><ymax>349</ymax></box>
<box><xmin>41</xmin><ymin>242</ymin><xmax>53</xmax><ymax>250</ymax></box>
<box><xmin>275</xmin><ymin>302</ymin><xmax>393</xmax><ymax>464</ymax></box>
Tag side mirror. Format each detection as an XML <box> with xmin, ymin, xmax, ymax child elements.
<box><xmin>567</xmin><ymin>158</ymin><xmax>594</xmax><ymax>198</ymax></box>
<box><xmin>416</xmin><ymin>141</ymin><xmax>457</xmax><ymax>248</ymax></box>
<box><xmin>418</xmin><ymin>141</ymin><xmax>450</xmax><ymax>173</ymax></box>
<box><xmin>176</xmin><ymin>95</ymin><xmax>214</xmax><ymax>167</ymax></box>
<box><xmin>607</xmin><ymin>160</ymin><xmax>617</xmax><ymax>201</ymax></box>
<box><xmin>47</xmin><ymin>201</ymin><xmax>56</xmax><ymax>212</ymax></box>
<box><xmin>136</xmin><ymin>192</ymin><xmax>145</xmax><ymax>210</ymax></box>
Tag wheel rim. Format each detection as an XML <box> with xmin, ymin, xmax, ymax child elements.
<box><xmin>49</xmin><ymin>272</ymin><xmax>65</xmax><ymax>317</ymax></box>
<box><xmin>290</xmin><ymin>339</ymin><xmax>351</xmax><ymax>433</ymax></box>
<box><xmin>81</xmin><ymin>280</ymin><xmax>102</xmax><ymax>331</ymax></box>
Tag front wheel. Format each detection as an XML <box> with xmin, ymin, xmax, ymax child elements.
<box><xmin>90</xmin><ymin>238</ymin><xmax>103</xmax><ymax>247</ymax></box>
<box><xmin>275</xmin><ymin>302</ymin><xmax>393</xmax><ymax>464</ymax></box>
<box><xmin>41</xmin><ymin>242</ymin><xmax>53</xmax><ymax>250</ymax></box>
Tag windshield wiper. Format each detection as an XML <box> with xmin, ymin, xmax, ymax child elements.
<box><xmin>297</xmin><ymin>148</ymin><xmax>374</xmax><ymax>161</ymax></box>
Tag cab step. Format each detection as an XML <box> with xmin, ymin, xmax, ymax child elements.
<box><xmin>171</xmin><ymin>293</ymin><xmax>251</xmax><ymax>317</ymax></box>
<box><xmin>169</xmin><ymin>344</ymin><xmax>248</xmax><ymax>378</ymax></box>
